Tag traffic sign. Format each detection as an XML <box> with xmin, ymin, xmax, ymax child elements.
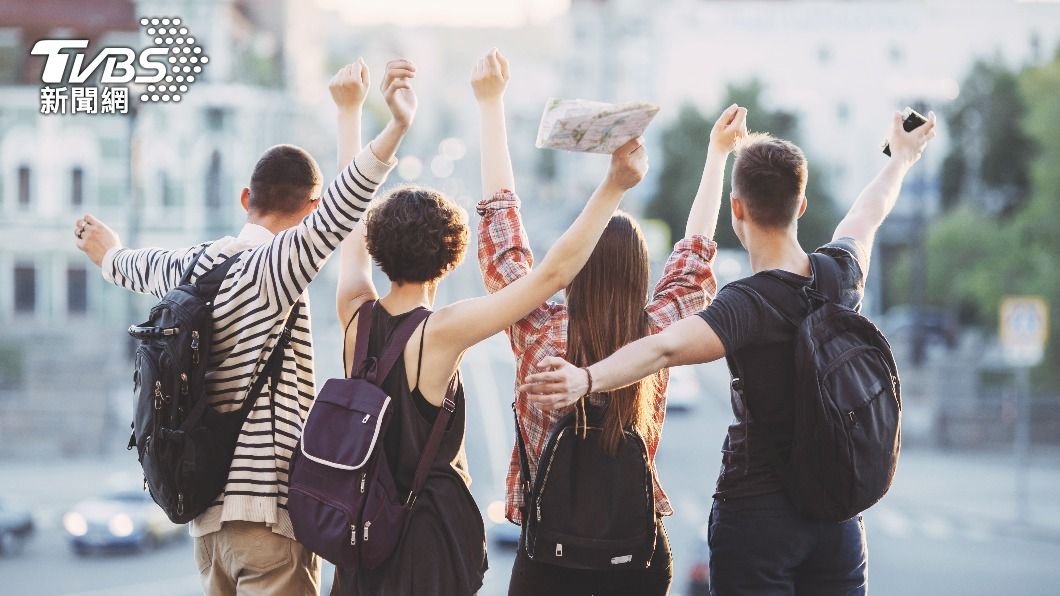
<box><xmin>1000</xmin><ymin>296</ymin><xmax>1048</xmax><ymax>367</ymax></box>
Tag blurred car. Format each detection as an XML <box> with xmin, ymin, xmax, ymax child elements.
<box><xmin>878</xmin><ymin>305</ymin><xmax>959</xmax><ymax>350</ymax></box>
<box><xmin>666</xmin><ymin>365</ymin><xmax>702</xmax><ymax>413</ymax></box>
<box><xmin>483</xmin><ymin>496</ymin><xmax>520</xmax><ymax>548</ymax></box>
<box><xmin>62</xmin><ymin>489</ymin><xmax>184</xmax><ymax>554</ymax></box>
<box><xmin>0</xmin><ymin>497</ymin><xmax>34</xmax><ymax>556</ymax></box>
<box><xmin>687</xmin><ymin>522</ymin><xmax>711</xmax><ymax>596</ymax></box>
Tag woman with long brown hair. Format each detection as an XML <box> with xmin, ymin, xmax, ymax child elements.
<box><xmin>473</xmin><ymin>48</ymin><xmax>747</xmax><ymax>595</ymax></box>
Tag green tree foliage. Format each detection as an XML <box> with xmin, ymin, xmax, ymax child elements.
<box><xmin>892</xmin><ymin>52</ymin><xmax>1060</xmax><ymax>390</ymax></box>
<box><xmin>645</xmin><ymin>80</ymin><xmax>839</xmax><ymax>250</ymax></box>
<box><xmin>938</xmin><ymin>58</ymin><xmax>1036</xmax><ymax>215</ymax></box>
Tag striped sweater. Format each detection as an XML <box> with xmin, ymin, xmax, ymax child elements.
<box><xmin>101</xmin><ymin>146</ymin><xmax>394</xmax><ymax>539</ymax></box>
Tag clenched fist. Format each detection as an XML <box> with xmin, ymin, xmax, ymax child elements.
<box><xmin>604</xmin><ymin>137</ymin><xmax>649</xmax><ymax>191</ymax></box>
<box><xmin>74</xmin><ymin>214</ymin><xmax>120</xmax><ymax>267</ymax></box>
<box><xmin>471</xmin><ymin>48</ymin><xmax>510</xmax><ymax>103</ymax></box>
<box><xmin>381</xmin><ymin>59</ymin><xmax>417</xmax><ymax>129</ymax></box>
<box><xmin>329</xmin><ymin>58</ymin><xmax>370</xmax><ymax>112</ymax></box>
<box><xmin>709</xmin><ymin>103</ymin><xmax>749</xmax><ymax>154</ymax></box>
<box><xmin>886</xmin><ymin>109</ymin><xmax>937</xmax><ymax>166</ymax></box>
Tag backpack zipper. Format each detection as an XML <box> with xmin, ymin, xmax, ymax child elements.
<box><xmin>191</xmin><ymin>331</ymin><xmax>200</xmax><ymax>364</ymax></box>
<box><xmin>360</xmin><ymin>473</ymin><xmax>367</xmax><ymax>494</ymax></box>
<box><xmin>362</xmin><ymin>413</ymin><xmax>371</xmax><ymax>423</ymax></box>
<box><xmin>533</xmin><ymin>428</ymin><xmax>569</xmax><ymax>523</ymax></box>
<box><xmin>350</xmin><ymin>523</ymin><xmax>357</xmax><ymax>546</ymax></box>
<box><xmin>363</xmin><ymin>520</ymin><xmax>371</xmax><ymax>542</ymax></box>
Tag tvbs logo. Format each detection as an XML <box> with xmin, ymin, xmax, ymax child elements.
<box><xmin>32</xmin><ymin>17</ymin><xmax>208</xmax><ymax>115</ymax></box>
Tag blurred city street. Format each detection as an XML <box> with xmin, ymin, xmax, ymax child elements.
<box><xmin>2</xmin><ymin>0</ymin><xmax>1060</xmax><ymax>594</ymax></box>
<box><xmin>3</xmin><ymin>319</ymin><xmax>1060</xmax><ymax>595</ymax></box>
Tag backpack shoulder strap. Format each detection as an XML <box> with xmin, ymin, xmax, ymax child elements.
<box><xmin>345</xmin><ymin>300</ymin><xmax>377</xmax><ymax>378</ymax></box>
<box><xmin>238</xmin><ymin>302</ymin><xmax>301</xmax><ymax>417</ymax></box>
<box><xmin>178</xmin><ymin>246</ymin><xmax>208</xmax><ymax>286</ymax></box>
<box><xmin>406</xmin><ymin>370</ymin><xmax>459</xmax><ymax>508</ymax></box>
<box><xmin>513</xmin><ymin>405</ymin><xmax>533</xmax><ymax>505</ymax></box>
<box><xmin>808</xmin><ymin>252</ymin><xmax>842</xmax><ymax>303</ymax></box>
<box><xmin>732</xmin><ymin>274</ymin><xmax>807</xmax><ymax>328</ymax></box>
<box><xmin>356</xmin><ymin>307</ymin><xmax>431</xmax><ymax>385</ymax></box>
<box><xmin>191</xmin><ymin>248</ymin><xmax>241</xmax><ymax>302</ymax></box>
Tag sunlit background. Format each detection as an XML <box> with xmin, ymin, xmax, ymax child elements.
<box><xmin>1</xmin><ymin>1</ymin><xmax>1059</xmax><ymax>595</ymax></box>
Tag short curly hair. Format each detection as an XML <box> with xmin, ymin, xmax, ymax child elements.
<box><xmin>365</xmin><ymin>186</ymin><xmax>469</xmax><ymax>283</ymax></box>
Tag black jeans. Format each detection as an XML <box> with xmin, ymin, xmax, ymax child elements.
<box><xmin>508</xmin><ymin>521</ymin><xmax>672</xmax><ymax>596</ymax></box>
<box><xmin>708</xmin><ymin>492</ymin><xmax>867</xmax><ymax>596</ymax></box>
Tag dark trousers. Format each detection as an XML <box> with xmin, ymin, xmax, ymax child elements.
<box><xmin>508</xmin><ymin>521</ymin><xmax>673</xmax><ymax>596</ymax></box>
<box><xmin>708</xmin><ymin>492</ymin><xmax>867</xmax><ymax>596</ymax></box>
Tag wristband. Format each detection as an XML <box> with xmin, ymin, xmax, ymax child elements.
<box><xmin>581</xmin><ymin>366</ymin><xmax>594</xmax><ymax>398</ymax></box>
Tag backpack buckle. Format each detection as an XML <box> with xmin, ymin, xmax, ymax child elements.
<box><xmin>442</xmin><ymin>397</ymin><xmax>456</xmax><ymax>413</ymax></box>
<box><xmin>730</xmin><ymin>377</ymin><xmax>743</xmax><ymax>393</ymax></box>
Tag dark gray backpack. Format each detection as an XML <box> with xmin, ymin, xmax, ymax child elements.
<box><xmin>516</xmin><ymin>403</ymin><xmax>657</xmax><ymax>570</ymax></box>
<box><xmin>128</xmin><ymin>248</ymin><xmax>296</xmax><ymax>523</ymax></box>
<box><xmin>731</xmin><ymin>253</ymin><xmax>902</xmax><ymax>522</ymax></box>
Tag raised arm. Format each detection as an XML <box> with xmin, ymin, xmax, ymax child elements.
<box><xmin>74</xmin><ymin>213</ymin><xmax>206</xmax><ymax>298</ymax></box>
<box><xmin>334</xmin><ymin>60</ymin><xmax>412</xmax><ymax>324</ymax></box>
<box><xmin>333</xmin><ymin>58</ymin><xmax>370</xmax><ymax>167</ymax></box>
<box><xmin>254</xmin><ymin>60</ymin><xmax>413</xmax><ymax>314</ymax></box>
<box><xmin>641</xmin><ymin>105</ymin><xmax>744</xmax><ymax>327</ymax></box>
<box><xmin>432</xmin><ymin>138</ymin><xmax>648</xmax><ymax>354</ymax></box>
<box><xmin>832</xmin><ymin>110</ymin><xmax>938</xmax><ymax>258</ymax></box>
<box><xmin>520</xmin><ymin>314</ymin><xmax>725</xmax><ymax>410</ymax></box>
<box><xmin>473</xmin><ymin>48</ymin><xmax>535</xmax><ymax>296</ymax></box>
<box><xmin>684</xmin><ymin>103</ymin><xmax>747</xmax><ymax>238</ymax></box>
<box><xmin>472</xmin><ymin>48</ymin><xmax>515</xmax><ymax>195</ymax></box>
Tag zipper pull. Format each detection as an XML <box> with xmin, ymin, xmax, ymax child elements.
<box><xmin>191</xmin><ymin>331</ymin><xmax>200</xmax><ymax>364</ymax></box>
<box><xmin>360</xmin><ymin>473</ymin><xmax>367</xmax><ymax>494</ymax></box>
<box><xmin>153</xmin><ymin>381</ymin><xmax>163</xmax><ymax>410</ymax></box>
<box><xmin>362</xmin><ymin>413</ymin><xmax>371</xmax><ymax>424</ymax></box>
<box><xmin>363</xmin><ymin>520</ymin><xmax>371</xmax><ymax>542</ymax></box>
<box><xmin>350</xmin><ymin>523</ymin><xmax>357</xmax><ymax>546</ymax></box>
<box><xmin>180</xmin><ymin>373</ymin><xmax>189</xmax><ymax>395</ymax></box>
<box><xmin>177</xmin><ymin>493</ymin><xmax>184</xmax><ymax>516</ymax></box>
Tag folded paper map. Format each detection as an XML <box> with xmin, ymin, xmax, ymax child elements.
<box><xmin>535</xmin><ymin>98</ymin><xmax>660</xmax><ymax>154</ymax></box>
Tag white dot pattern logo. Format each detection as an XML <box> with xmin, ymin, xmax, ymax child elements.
<box><xmin>138</xmin><ymin>16</ymin><xmax>207</xmax><ymax>104</ymax></box>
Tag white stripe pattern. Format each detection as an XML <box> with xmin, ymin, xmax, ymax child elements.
<box><xmin>101</xmin><ymin>147</ymin><xmax>394</xmax><ymax>539</ymax></box>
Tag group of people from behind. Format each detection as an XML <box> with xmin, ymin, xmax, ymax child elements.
<box><xmin>73</xmin><ymin>48</ymin><xmax>936</xmax><ymax>596</ymax></box>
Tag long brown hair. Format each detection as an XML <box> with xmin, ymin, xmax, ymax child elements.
<box><xmin>565</xmin><ymin>211</ymin><xmax>660</xmax><ymax>455</ymax></box>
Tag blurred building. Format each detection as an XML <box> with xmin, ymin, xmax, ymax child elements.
<box><xmin>0</xmin><ymin>0</ymin><xmax>320</xmax><ymax>456</ymax></box>
<box><xmin>2</xmin><ymin>0</ymin><xmax>1058</xmax><ymax>455</ymax></box>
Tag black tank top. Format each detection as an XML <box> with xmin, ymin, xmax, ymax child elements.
<box><xmin>331</xmin><ymin>304</ymin><xmax>487</xmax><ymax>596</ymax></box>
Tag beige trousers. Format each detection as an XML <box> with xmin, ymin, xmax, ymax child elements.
<box><xmin>193</xmin><ymin>521</ymin><xmax>320</xmax><ymax>596</ymax></box>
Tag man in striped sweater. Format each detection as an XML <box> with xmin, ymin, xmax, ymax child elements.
<box><xmin>73</xmin><ymin>59</ymin><xmax>416</xmax><ymax>595</ymax></box>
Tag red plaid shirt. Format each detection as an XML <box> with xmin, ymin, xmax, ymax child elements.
<box><xmin>476</xmin><ymin>190</ymin><xmax>719</xmax><ymax>524</ymax></box>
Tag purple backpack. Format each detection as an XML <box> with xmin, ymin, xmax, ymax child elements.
<box><xmin>288</xmin><ymin>300</ymin><xmax>457</xmax><ymax>569</ymax></box>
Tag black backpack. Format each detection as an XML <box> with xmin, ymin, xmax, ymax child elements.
<box><xmin>731</xmin><ymin>252</ymin><xmax>901</xmax><ymax>522</ymax></box>
<box><xmin>516</xmin><ymin>403</ymin><xmax>657</xmax><ymax>570</ymax></box>
<box><xmin>127</xmin><ymin>248</ymin><xmax>297</xmax><ymax>524</ymax></box>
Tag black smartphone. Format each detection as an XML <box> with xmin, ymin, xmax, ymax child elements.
<box><xmin>882</xmin><ymin>107</ymin><xmax>928</xmax><ymax>156</ymax></box>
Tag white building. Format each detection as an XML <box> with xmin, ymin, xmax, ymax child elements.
<box><xmin>0</xmin><ymin>0</ymin><xmax>328</xmax><ymax>455</ymax></box>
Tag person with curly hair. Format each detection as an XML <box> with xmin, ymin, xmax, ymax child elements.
<box><xmin>327</xmin><ymin>58</ymin><xmax>650</xmax><ymax>596</ymax></box>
